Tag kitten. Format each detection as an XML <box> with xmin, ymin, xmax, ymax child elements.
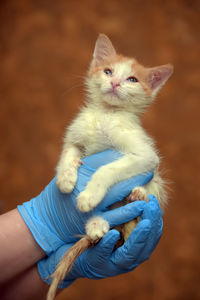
<box><xmin>47</xmin><ymin>34</ymin><xmax>173</xmax><ymax>300</ymax></box>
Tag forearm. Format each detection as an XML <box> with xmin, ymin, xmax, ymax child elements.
<box><xmin>0</xmin><ymin>209</ymin><xmax>45</xmax><ymax>283</ymax></box>
<box><xmin>0</xmin><ymin>264</ymin><xmax>49</xmax><ymax>300</ymax></box>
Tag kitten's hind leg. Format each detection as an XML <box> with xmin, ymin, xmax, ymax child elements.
<box><xmin>127</xmin><ymin>186</ymin><xmax>148</xmax><ymax>203</ymax></box>
<box><xmin>56</xmin><ymin>145</ymin><xmax>82</xmax><ymax>193</ymax></box>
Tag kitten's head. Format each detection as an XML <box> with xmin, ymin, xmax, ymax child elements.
<box><xmin>86</xmin><ymin>34</ymin><xmax>173</xmax><ymax>114</ymax></box>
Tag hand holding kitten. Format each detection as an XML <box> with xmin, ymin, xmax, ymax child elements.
<box><xmin>38</xmin><ymin>195</ymin><xmax>163</xmax><ymax>288</ymax></box>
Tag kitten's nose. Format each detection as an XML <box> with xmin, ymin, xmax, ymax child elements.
<box><xmin>111</xmin><ymin>81</ymin><xmax>120</xmax><ymax>89</ymax></box>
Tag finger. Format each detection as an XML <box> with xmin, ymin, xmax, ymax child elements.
<box><xmin>139</xmin><ymin>217</ymin><xmax>163</xmax><ymax>260</ymax></box>
<box><xmin>140</xmin><ymin>195</ymin><xmax>163</xmax><ymax>233</ymax></box>
<box><xmin>103</xmin><ymin>201</ymin><xmax>146</xmax><ymax>228</ymax></box>
<box><xmin>137</xmin><ymin>196</ymin><xmax>163</xmax><ymax>261</ymax></box>
<box><xmin>99</xmin><ymin>172</ymin><xmax>154</xmax><ymax>209</ymax></box>
<box><xmin>134</xmin><ymin>219</ymin><xmax>163</xmax><ymax>264</ymax></box>
<box><xmin>148</xmin><ymin>194</ymin><xmax>163</xmax><ymax>217</ymax></box>
<box><xmin>94</xmin><ymin>230</ymin><xmax>120</xmax><ymax>261</ymax></box>
<box><xmin>111</xmin><ymin>219</ymin><xmax>151</xmax><ymax>268</ymax></box>
<box><xmin>146</xmin><ymin>194</ymin><xmax>162</xmax><ymax>216</ymax></box>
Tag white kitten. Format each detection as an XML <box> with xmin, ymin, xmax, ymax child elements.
<box><xmin>56</xmin><ymin>33</ymin><xmax>173</xmax><ymax>240</ymax></box>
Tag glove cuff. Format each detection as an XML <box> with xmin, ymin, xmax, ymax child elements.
<box><xmin>17</xmin><ymin>197</ymin><xmax>64</xmax><ymax>255</ymax></box>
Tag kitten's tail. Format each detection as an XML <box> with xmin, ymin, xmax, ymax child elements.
<box><xmin>47</xmin><ymin>236</ymin><xmax>92</xmax><ymax>300</ymax></box>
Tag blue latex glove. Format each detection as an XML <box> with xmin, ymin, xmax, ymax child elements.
<box><xmin>17</xmin><ymin>150</ymin><xmax>153</xmax><ymax>255</ymax></box>
<box><xmin>38</xmin><ymin>195</ymin><xmax>163</xmax><ymax>288</ymax></box>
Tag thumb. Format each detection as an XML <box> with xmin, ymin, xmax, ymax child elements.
<box><xmin>99</xmin><ymin>171</ymin><xmax>154</xmax><ymax>209</ymax></box>
<box><xmin>94</xmin><ymin>230</ymin><xmax>120</xmax><ymax>262</ymax></box>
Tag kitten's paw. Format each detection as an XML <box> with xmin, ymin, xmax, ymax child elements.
<box><xmin>127</xmin><ymin>186</ymin><xmax>148</xmax><ymax>202</ymax></box>
<box><xmin>86</xmin><ymin>217</ymin><xmax>109</xmax><ymax>241</ymax></box>
<box><xmin>77</xmin><ymin>188</ymin><xmax>105</xmax><ymax>212</ymax></box>
<box><xmin>77</xmin><ymin>190</ymin><xmax>95</xmax><ymax>212</ymax></box>
<box><xmin>56</xmin><ymin>168</ymin><xmax>78</xmax><ymax>193</ymax></box>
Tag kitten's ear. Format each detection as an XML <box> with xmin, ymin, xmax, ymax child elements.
<box><xmin>147</xmin><ymin>64</ymin><xmax>173</xmax><ymax>97</ymax></box>
<box><xmin>92</xmin><ymin>34</ymin><xmax>117</xmax><ymax>66</ymax></box>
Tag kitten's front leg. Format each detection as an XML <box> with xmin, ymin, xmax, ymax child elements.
<box><xmin>56</xmin><ymin>144</ymin><xmax>82</xmax><ymax>193</ymax></box>
<box><xmin>77</xmin><ymin>178</ymin><xmax>107</xmax><ymax>212</ymax></box>
<box><xmin>77</xmin><ymin>150</ymin><xmax>158</xmax><ymax>212</ymax></box>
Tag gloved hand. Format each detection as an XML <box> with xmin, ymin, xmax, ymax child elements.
<box><xmin>38</xmin><ymin>195</ymin><xmax>163</xmax><ymax>288</ymax></box>
<box><xmin>17</xmin><ymin>149</ymin><xmax>153</xmax><ymax>255</ymax></box>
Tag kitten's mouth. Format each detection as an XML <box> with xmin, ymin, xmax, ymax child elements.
<box><xmin>106</xmin><ymin>88</ymin><xmax>120</xmax><ymax>98</ymax></box>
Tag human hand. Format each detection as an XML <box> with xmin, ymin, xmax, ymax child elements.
<box><xmin>17</xmin><ymin>150</ymin><xmax>153</xmax><ymax>255</ymax></box>
<box><xmin>38</xmin><ymin>195</ymin><xmax>163</xmax><ymax>288</ymax></box>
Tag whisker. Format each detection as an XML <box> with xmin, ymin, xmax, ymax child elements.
<box><xmin>60</xmin><ymin>73</ymin><xmax>87</xmax><ymax>97</ymax></box>
<box><xmin>61</xmin><ymin>83</ymin><xmax>84</xmax><ymax>97</ymax></box>
<box><xmin>71</xmin><ymin>75</ymin><xmax>86</xmax><ymax>80</ymax></box>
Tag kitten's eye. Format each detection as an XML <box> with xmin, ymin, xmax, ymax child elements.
<box><xmin>127</xmin><ymin>76</ymin><xmax>138</xmax><ymax>83</ymax></box>
<box><xmin>104</xmin><ymin>68</ymin><xmax>112</xmax><ymax>76</ymax></box>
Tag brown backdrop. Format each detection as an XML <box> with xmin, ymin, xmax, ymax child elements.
<box><xmin>0</xmin><ymin>1</ymin><xmax>200</xmax><ymax>299</ymax></box>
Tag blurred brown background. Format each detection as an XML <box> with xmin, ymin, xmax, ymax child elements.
<box><xmin>0</xmin><ymin>0</ymin><xmax>200</xmax><ymax>299</ymax></box>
